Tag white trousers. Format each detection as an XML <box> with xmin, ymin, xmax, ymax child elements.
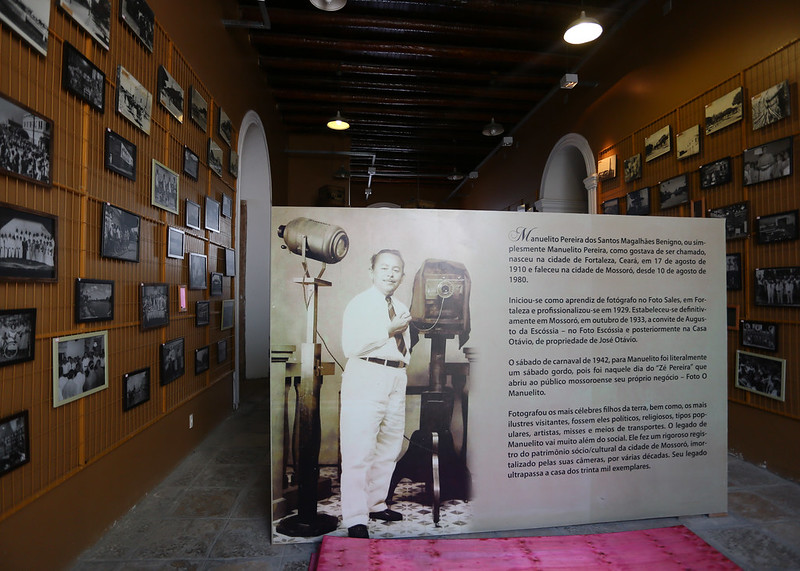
<box><xmin>339</xmin><ymin>358</ymin><xmax>407</xmax><ymax>528</ymax></box>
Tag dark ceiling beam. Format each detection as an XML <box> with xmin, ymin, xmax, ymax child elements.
<box><xmin>271</xmin><ymin>89</ymin><xmax>533</xmax><ymax>110</ymax></box>
<box><xmin>277</xmin><ymin>103</ymin><xmax>523</xmax><ymax>123</ymax></box>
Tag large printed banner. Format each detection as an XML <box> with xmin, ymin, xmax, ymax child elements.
<box><xmin>270</xmin><ymin>206</ymin><xmax>727</xmax><ymax>542</ymax></box>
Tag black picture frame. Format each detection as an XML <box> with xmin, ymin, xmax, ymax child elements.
<box><xmin>601</xmin><ymin>198</ymin><xmax>619</xmax><ymax>214</ymax></box>
<box><xmin>735</xmin><ymin>350</ymin><xmax>785</xmax><ymax>402</ymax></box>
<box><xmin>755</xmin><ymin>266</ymin><xmax>800</xmax><ymax>307</ymax></box>
<box><xmin>0</xmin><ymin>308</ymin><xmax>36</xmax><ymax>368</ymax></box>
<box><xmin>217</xmin><ymin>338</ymin><xmax>227</xmax><ymax>363</ymax></box>
<box><xmin>116</xmin><ymin>65</ymin><xmax>152</xmax><ymax>135</ymax></box>
<box><xmin>183</xmin><ymin>146</ymin><xmax>199</xmax><ymax>181</ymax></box>
<box><xmin>195</xmin><ymin>345</ymin><xmax>210</xmax><ymax>375</ymax></box>
<box><xmin>151</xmin><ymin>159</ymin><xmax>180</xmax><ymax>215</ymax></box>
<box><xmin>726</xmin><ymin>306</ymin><xmax>738</xmax><ymax>330</ymax></box>
<box><xmin>210</xmin><ymin>272</ymin><xmax>223</xmax><ymax>297</ymax></box>
<box><xmin>691</xmin><ymin>198</ymin><xmax>705</xmax><ymax>218</ymax></box>
<box><xmin>120</xmin><ymin>0</ymin><xmax>154</xmax><ymax>52</ymax></box>
<box><xmin>101</xmin><ymin>203</ymin><xmax>140</xmax><ymax>263</ymax></box>
<box><xmin>751</xmin><ymin>80</ymin><xmax>790</xmax><ymax>130</ymax></box>
<box><xmin>196</xmin><ymin>300</ymin><xmax>210</xmax><ymax>326</ymax></box>
<box><xmin>644</xmin><ymin>125</ymin><xmax>671</xmax><ymax>162</ymax></box>
<box><xmin>185</xmin><ymin>199</ymin><xmax>202</xmax><ymax>231</ymax></box>
<box><xmin>75</xmin><ymin>278</ymin><xmax>114</xmax><ymax>323</ymax></box>
<box><xmin>626</xmin><ymin>188</ymin><xmax>650</xmax><ymax>216</ymax></box>
<box><xmin>190</xmin><ymin>87</ymin><xmax>208</xmax><ymax>132</ymax></box>
<box><xmin>60</xmin><ymin>0</ymin><xmax>110</xmax><ymax>50</ymax></box>
<box><xmin>188</xmin><ymin>253</ymin><xmax>207</xmax><ymax>290</ymax></box>
<box><xmin>659</xmin><ymin>174</ymin><xmax>689</xmax><ymax>210</ymax></box>
<box><xmin>160</xmin><ymin>337</ymin><xmax>185</xmax><ymax>386</ymax></box>
<box><xmin>0</xmin><ymin>93</ymin><xmax>52</xmax><ymax>187</ymax></box>
<box><xmin>699</xmin><ymin>157</ymin><xmax>731</xmax><ymax>189</ymax></box>
<box><xmin>756</xmin><ymin>210</ymin><xmax>799</xmax><ymax>245</ymax></box>
<box><xmin>62</xmin><ymin>42</ymin><xmax>105</xmax><ymax>112</ymax></box>
<box><xmin>741</xmin><ymin>320</ymin><xmax>778</xmax><ymax>352</ymax></box>
<box><xmin>708</xmin><ymin>202</ymin><xmax>749</xmax><ymax>240</ymax></box>
<box><xmin>705</xmin><ymin>86</ymin><xmax>743</xmax><ymax>135</ymax></box>
<box><xmin>726</xmin><ymin>253</ymin><xmax>742</xmax><ymax>291</ymax></box>
<box><xmin>104</xmin><ymin>129</ymin><xmax>137</xmax><ymax>181</ymax></box>
<box><xmin>221</xmin><ymin>299</ymin><xmax>234</xmax><ymax>330</ymax></box>
<box><xmin>218</xmin><ymin>106</ymin><xmax>233</xmax><ymax>146</ymax></box>
<box><xmin>224</xmin><ymin>248</ymin><xmax>235</xmax><ymax>277</ymax></box>
<box><xmin>123</xmin><ymin>367</ymin><xmax>151</xmax><ymax>411</ymax></box>
<box><xmin>743</xmin><ymin>136</ymin><xmax>792</xmax><ymax>186</ymax></box>
<box><xmin>53</xmin><ymin>330</ymin><xmax>108</xmax><ymax>407</ymax></box>
<box><xmin>205</xmin><ymin>196</ymin><xmax>220</xmax><ymax>232</ymax></box>
<box><xmin>221</xmin><ymin>193</ymin><xmax>233</xmax><ymax>218</ymax></box>
<box><xmin>208</xmin><ymin>139</ymin><xmax>223</xmax><ymax>178</ymax></box>
<box><xmin>140</xmin><ymin>283</ymin><xmax>169</xmax><ymax>329</ymax></box>
<box><xmin>0</xmin><ymin>202</ymin><xmax>57</xmax><ymax>281</ymax></box>
<box><xmin>0</xmin><ymin>410</ymin><xmax>30</xmax><ymax>476</ymax></box>
<box><xmin>0</xmin><ymin>0</ymin><xmax>50</xmax><ymax>56</ymax></box>
<box><xmin>167</xmin><ymin>227</ymin><xmax>184</xmax><ymax>259</ymax></box>
<box><xmin>623</xmin><ymin>154</ymin><xmax>641</xmax><ymax>183</ymax></box>
<box><xmin>157</xmin><ymin>65</ymin><xmax>183</xmax><ymax>122</ymax></box>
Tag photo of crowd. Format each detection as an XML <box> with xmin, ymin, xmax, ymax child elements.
<box><xmin>55</xmin><ymin>332</ymin><xmax>107</xmax><ymax>407</ymax></box>
<box><xmin>754</xmin><ymin>266</ymin><xmax>800</xmax><ymax>307</ymax></box>
<box><xmin>743</xmin><ymin>137</ymin><xmax>792</xmax><ymax>186</ymax></box>
<box><xmin>0</xmin><ymin>96</ymin><xmax>51</xmax><ymax>185</ymax></box>
<box><xmin>736</xmin><ymin>350</ymin><xmax>785</xmax><ymax>401</ymax></box>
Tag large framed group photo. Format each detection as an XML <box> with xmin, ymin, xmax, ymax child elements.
<box><xmin>0</xmin><ymin>94</ymin><xmax>52</xmax><ymax>187</ymax></box>
<box><xmin>0</xmin><ymin>203</ymin><xmax>57</xmax><ymax>281</ymax></box>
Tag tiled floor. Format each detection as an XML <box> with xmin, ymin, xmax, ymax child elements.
<box><xmin>72</xmin><ymin>380</ymin><xmax>800</xmax><ymax>570</ymax></box>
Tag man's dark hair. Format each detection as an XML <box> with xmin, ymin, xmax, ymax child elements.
<box><xmin>371</xmin><ymin>249</ymin><xmax>404</xmax><ymax>271</ymax></box>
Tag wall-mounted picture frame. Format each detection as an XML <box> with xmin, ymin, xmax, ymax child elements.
<box><xmin>208</xmin><ymin>139</ymin><xmax>223</xmax><ymax>177</ymax></box>
<box><xmin>623</xmin><ymin>154</ymin><xmax>641</xmax><ymax>183</ymax></box>
<box><xmin>741</xmin><ymin>320</ymin><xmax>778</xmax><ymax>352</ymax></box>
<box><xmin>167</xmin><ymin>226</ymin><xmax>184</xmax><ymax>259</ymax></box>
<box><xmin>177</xmin><ymin>284</ymin><xmax>188</xmax><ymax>313</ymax></box>
<box><xmin>116</xmin><ymin>65</ymin><xmax>152</xmax><ymax>135</ymax></box>
<box><xmin>75</xmin><ymin>278</ymin><xmax>114</xmax><ymax>323</ymax></box>
<box><xmin>0</xmin><ymin>308</ymin><xmax>36</xmax><ymax>368</ymax></box>
<box><xmin>160</xmin><ymin>337</ymin><xmax>185</xmax><ymax>386</ymax></box>
<box><xmin>221</xmin><ymin>193</ymin><xmax>233</xmax><ymax>218</ymax></box>
<box><xmin>53</xmin><ymin>330</ymin><xmax>108</xmax><ymax>407</ymax></box>
<box><xmin>751</xmin><ymin>80</ymin><xmax>790</xmax><ymax>130</ymax></box>
<box><xmin>183</xmin><ymin>146</ymin><xmax>199</xmax><ymax>181</ymax></box>
<box><xmin>62</xmin><ymin>42</ymin><xmax>105</xmax><ymax>112</ymax></box>
<box><xmin>157</xmin><ymin>65</ymin><xmax>183</xmax><ymax>122</ymax></box>
<box><xmin>210</xmin><ymin>272</ymin><xmax>223</xmax><ymax>296</ymax></box>
<box><xmin>755</xmin><ymin>266</ymin><xmax>800</xmax><ymax>307</ymax></box>
<box><xmin>626</xmin><ymin>187</ymin><xmax>650</xmax><ymax>216</ymax></box>
<box><xmin>101</xmin><ymin>202</ymin><xmax>140</xmax><ymax>263</ymax></box>
<box><xmin>221</xmin><ymin>299</ymin><xmax>234</xmax><ymax>330</ymax></box>
<box><xmin>188</xmin><ymin>252</ymin><xmax>207</xmax><ymax>290</ymax></box>
<box><xmin>676</xmin><ymin>124</ymin><xmax>700</xmax><ymax>160</ymax></box>
<box><xmin>140</xmin><ymin>282</ymin><xmax>169</xmax><ymax>329</ymax></box>
<box><xmin>658</xmin><ymin>173</ymin><xmax>689</xmax><ymax>210</ymax></box>
<box><xmin>691</xmin><ymin>198</ymin><xmax>705</xmax><ymax>218</ymax></box>
<box><xmin>195</xmin><ymin>345</ymin><xmax>210</xmax><ymax>375</ymax></box>
<box><xmin>224</xmin><ymin>248</ymin><xmax>235</xmax><ymax>277</ymax></box>
<box><xmin>104</xmin><ymin>129</ymin><xmax>136</xmax><ymax>180</ymax></box>
<box><xmin>726</xmin><ymin>253</ymin><xmax>742</xmax><ymax>291</ymax></box>
<box><xmin>726</xmin><ymin>306</ymin><xmax>739</xmax><ymax>331</ymax></box>
<box><xmin>123</xmin><ymin>367</ymin><xmax>150</xmax><ymax>411</ymax></box>
<box><xmin>151</xmin><ymin>159</ymin><xmax>179</xmax><ymax>215</ymax></box>
<box><xmin>1</xmin><ymin>0</ymin><xmax>50</xmax><ymax>56</ymax></box>
<box><xmin>120</xmin><ymin>0</ymin><xmax>154</xmax><ymax>52</ymax></box>
<box><xmin>229</xmin><ymin>149</ymin><xmax>238</xmax><ymax>178</ymax></box>
<box><xmin>217</xmin><ymin>338</ymin><xmax>228</xmax><ymax>363</ymax></box>
<box><xmin>756</xmin><ymin>210</ymin><xmax>799</xmax><ymax>245</ymax></box>
<box><xmin>185</xmin><ymin>199</ymin><xmax>202</xmax><ymax>231</ymax></box>
<box><xmin>644</xmin><ymin>125</ymin><xmax>671</xmax><ymax>162</ymax></box>
<box><xmin>60</xmin><ymin>0</ymin><xmax>110</xmax><ymax>50</ymax></box>
<box><xmin>0</xmin><ymin>410</ymin><xmax>30</xmax><ymax>477</ymax></box>
<box><xmin>0</xmin><ymin>93</ymin><xmax>52</xmax><ymax>187</ymax></box>
<box><xmin>708</xmin><ymin>202</ymin><xmax>748</xmax><ymax>240</ymax></box>
<box><xmin>597</xmin><ymin>155</ymin><xmax>616</xmax><ymax>181</ymax></box>
<box><xmin>601</xmin><ymin>198</ymin><xmax>619</xmax><ymax>214</ymax></box>
<box><xmin>743</xmin><ymin>136</ymin><xmax>792</xmax><ymax>186</ymax></box>
<box><xmin>735</xmin><ymin>350</ymin><xmax>785</xmax><ymax>402</ymax></box>
<box><xmin>190</xmin><ymin>87</ymin><xmax>208</xmax><ymax>131</ymax></box>
<box><xmin>705</xmin><ymin>86</ymin><xmax>743</xmax><ymax>135</ymax></box>
<box><xmin>699</xmin><ymin>157</ymin><xmax>731</xmax><ymax>189</ymax></box>
<box><xmin>0</xmin><ymin>203</ymin><xmax>57</xmax><ymax>281</ymax></box>
<box><xmin>205</xmin><ymin>196</ymin><xmax>221</xmax><ymax>232</ymax></box>
<box><xmin>196</xmin><ymin>300</ymin><xmax>210</xmax><ymax>326</ymax></box>
<box><xmin>217</xmin><ymin>106</ymin><xmax>233</xmax><ymax>146</ymax></box>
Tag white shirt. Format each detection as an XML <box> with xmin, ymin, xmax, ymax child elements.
<box><xmin>342</xmin><ymin>286</ymin><xmax>411</xmax><ymax>364</ymax></box>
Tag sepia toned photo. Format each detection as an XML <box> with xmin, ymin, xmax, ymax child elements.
<box><xmin>626</xmin><ymin>187</ymin><xmax>650</xmax><ymax>216</ymax></box>
<box><xmin>708</xmin><ymin>202</ymin><xmax>748</xmax><ymax>240</ymax></box>
<box><xmin>623</xmin><ymin>154</ymin><xmax>641</xmax><ymax>182</ymax></box>
<box><xmin>60</xmin><ymin>0</ymin><xmax>110</xmax><ymax>50</ymax></box>
<box><xmin>120</xmin><ymin>0</ymin><xmax>154</xmax><ymax>52</ymax></box>
<box><xmin>1</xmin><ymin>0</ymin><xmax>50</xmax><ymax>56</ymax></box>
<box><xmin>743</xmin><ymin>137</ymin><xmax>792</xmax><ymax>186</ymax></box>
<box><xmin>0</xmin><ymin>94</ymin><xmax>52</xmax><ymax>187</ymax></box>
<box><xmin>751</xmin><ymin>80</ymin><xmax>790</xmax><ymax>130</ymax></box>
<box><xmin>0</xmin><ymin>308</ymin><xmax>36</xmax><ymax>367</ymax></box>
<box><xmin>597</xmin><ymin>155</ymin><xmax>616</xmax><ymax>181</ymax></box>
<box><xmin>658</xmin><ymin>174</ymin><xmax>689</xmax><ymax>210</ymax></box>
<box><xmin>190</xmin><ymin>87</ymin><xmax>208</xmax><ymax>131</ymax></box>
<box><xmin>218</xmin><ymin>106</ymin><xmax>233</xmax><ymax>146</ymax></box>
<box><xmin>101</xmin><ymin>203</ymin><xmax>139</xmax><ymax>262</ymax></box>
<box><xmin>116</xmin><ymin>66</ymin><xmax>152</xmax><ymax>134</ymax></box>
<box><xmin>123</xmin><ymin>367</ymin><xmax>151</xmax><ymax>411</ymax></box>
<box><xmin>75</xmin><ymin>278</ymin><xmax>114</xmax><ymax>323</ymax></box>
<box><xmin>151</xmin><ymin>159</ymin><xmax>179</xmax><ymax>215</ymax></box>
<box><xmin>0</xmin><ymin>203</ymin><xmax>57</xmax><ymax>281</ymax></box>
<box><xmin>644</xmin><ymin>125</ymin><xmax>671</xmax><ymax>162</ymax></box>
<box><xmin>705</xmin><ymin>86</ymin><xmax>743</xmax><ymax>135</ymax></box>
<box><xmin>104</xmin><ymin>129</ymin><xmax>136</xmax><ymax>180</ymax></box>
<box><xmin>676</xmin><ymin>124</ymin><xmax>700</xmax><ymax>160</ymax></box>
<box><xmin>735</xmin><ymin>350</ymin><xmax>785</xmax><ymax>402</ymax></box>
<box><xmin>157</xmin><ymin>65</ymin><xmax>183</xmax><ymax>122</ymax></box>
<box><xmin>62</xmin><ymin>42</ymin><xmax>105</xmax><ymax>112</ymax></box>
<box><xmin>53</xmin><ymin>330</ymin><xmax>108</xmax><ymax>407</ymax></box>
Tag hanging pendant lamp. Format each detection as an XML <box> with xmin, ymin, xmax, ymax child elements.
<box><xmin>310</xmin><ymin>0</ymin><xmax>347</xmax><ymax>11</ymax></box>
<box><xmin>327</xmin><ymin>111</ymin><xmax>350</xmax><ymax>131</ymax></box>
<box><xmin>482</xmin><ymin>117</ymin><xmax>505</xmax><ymax>137</ymax></box>
<box><xmin>563</xmin><ymin>11</ymin><xmax>603</xmax><ymax>45</ymax></box>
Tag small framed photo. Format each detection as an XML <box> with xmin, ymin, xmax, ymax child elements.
<box><xmin>221</xmin><ymin>193</ymin><xmax>233</xmax><ymax>218</ymax></box>
<box><xmin>75</xmin><ymin>278</ymin><xmax>114</xmax><ymax>323</ymax></box>
<box><xmin>755</xmin><ymin>266</ymin><xmax>800</xmax><ymax>307</ymax></box>
<box><xmin>726</xmin><ymin>306</ymin><xmax>739</xmax><ymax>330</ymax></box>
<box><xmin>644</xmin><ymin>125</ymin><xmax>671</xmax><ymax>162</ymax></box>
<box><xmin>597</xmin><ymin>155</ymin><xmax>616</xmax><ymax>181</ymax></box>
<box><xmin>743</xmin><ymin>136</ymin><xmax>792</xmax><ymax>186</ymax></box>
<box><xmin>623</xmin><ymin>154</ymin><xmax>641</xmax><ymax>183</ymax></box>
<box><xmin>0</xmin><ymin>94</ymin><xmax>52</xmax><ymax>186</ymax></box>
<box><xmin>1</xmin><ymin>0</ymin><xmax>50</xmax><ymax>55</ymax></box>
<box><xmin>62</xmin><ymin>42</ymin><xmax>105</xmax><ymax>112</ymax></box>
<box><xmin>53</xmin><ymin>330</ymin><xmax>108</xmax><ymax>407</ymax></box>
<box><xmin>195</xmin><ymin>345</ymin><xmax>210</xmax><ymax>375</ymax></box>
<box><xmin>183</xmin><ymin>146</ymin><xmax>199</xmax><ymax>181</ymax></box>
<box><xmin>60</xmin><ymin>0</ymin><xmax>110</xmax><ymax>50</ymax></box>
<box><xmin>177</xmin><ymin>284</ymin><xmax>188</xmax><ymax>313</ymax></box>
<box><xmin>217</xmin><ymin>338</ymin><xmax>228</xmax><ymax>363</ymax></box>
<box><xmin>0</xmin><ymin>203</ymin><xmax>57</xmax><ymax>281</ymax></box>
<box><xmin>659</xmin><ymin>174</ymin><xmax>689</xmax><ymax>210</ymax></box>
<box><xmin>756</xmin><ymin>210</ymin><xmax>799</xmax><ymax>245</ymax></box>
<box><xmin>123</xmin><ymin>367</ymin><xmax>151</xmax><ymax>411</ymax></box>
<box><xmin>140</xmin><ymin>283</ymin><xmax>169</xmax><ymax>329</ymax></box>
<box><xmin>691</xmin><ymin>197</ymin><xmax>705</xmax><ymax>218</ymax></box>
<box><xmin>218</xmin><ymin>107</ymin><xmax>233</xmax><ymax>146</ymax></box>
<box><xmin>626</xmin><ymin>187</ymin><xmax>650</xmax><ymax>216</ymax></box>
<box><xmin>196</xmin><ymin>300</ymin><xmax>210</xmax><ymax>326</ymax></box>
<box><xmin>151</xmin><ymin>159</ymin><xmax>180</xmax><ymax>215</ymax></box>
<box><xmin>726</xmin><ymin>253</ymin><xmax>742</xmax><ymax>291</ymax></box>
<box><xmin>676</xmin><ymin>124</ymin><xmax>700</xmax><ymax>160</ymax></box>
<box><xmin>210</xmin><ymin>272</ymin><xmax>223</xmax><ymax>296</ymax></box>
<box><xmin>699</xmin><ymin>157</ymin><xmax>731</xmax><ymax>189</ymax></box>
<box><xmin>0</xmin><ymin>308</ymin><xmax>36</xmax><ymax>368</ymax></box>
<box><xmin>208</xmin><ymin>139</ymin><xmax>224</xmax><ymax>177</ymax></box>
<box><xmin>190</xmin><ymin>87</ymin><xmax>208</xmax><ymax>131</ymax></box>
<box><xmin>188</xmin><ymin>253</ymin><xmax>207</xmax><ymax>290</ymax></box>
<box><xmin>205</xmin><ymin>196</ymin><xmax>221</xmax><ymax>232</ymax></box>
<box><xmin>752</xmin><ymin>80</ymin><xmax>790</xmax><ymax>130</ymax></box>
<box><xmin>101</xmin><ymin>203</ymin><xmax>140</xmax><ymax>262</ymax></box>
<box><xmin>157</xmin><ymin>65</ymin><xmax>183</xmax><ymax>122</ymax></box>
<box><xmin>167</xmin><ymin>227</ymin><xmax>184</xmax><ymax>259</ymax></box>
<box><xmin>185</xmin><ymin>199</ymin><xmax>202</xmax><ymax>230</ymax></box>
<box><xmin>120</xmin><ymin>0</ymin><xmax>154</xmax><ymax>52</ymax></box>
<box><xmin>224</xmin><ymin>248</ymin><xmax>235</xmax><ymax>276</ymax></box>
<box><xmin>741</xmin><ymin>320</ymin><xmax>778</xmax><ymax>351</ymax></box>
<box><xmin>705</xmin><ymin>86</ymin><xmax>743</xmax><ymax>135</ymax></box>
<box><xmin>735</xmin><ymin>350</ymin><xmax>785</xmax><ymax>402</ymax></box>
<box><xmin>708</xmin><ymin>202</ymin><xmax>749</xmax><ymax>240</ymax></box>
<box><xmin>116</xmin><ymin>66</ymin><xmax>152</xmax><ymax>135</ymax></box>
<box><xmin>104</xmin><ymin>129</ymin><xmax>137</xmax><ymax>181</ymax></box>
<box><xmin>229</xmin><ymin>150</ymin><xmax>238</xmax><ymax>178</ymax></box>
<box><xmin>601</xmin><ymin>198</ymin><xmax>619</xmax><ymax>214</ymax></box>
<box><xmin>160</xmin><ymin>337</ymin><xmax>185</xmax><ymax>386</ymax></box>
<box><xmin>0</xmin><ymin>410</ymin><xmax>30</xmax><ymax>476</ymax></box>
<box><xmin>221</xmin><ymin>299</ymin><xmax>234</xmax><ymax>330</ymax></box>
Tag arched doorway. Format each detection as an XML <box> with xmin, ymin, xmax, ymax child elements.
<box><xmin>536</xmin><ymin>133</ymin><xmax>598</xmax><ymax>214</ymax></box>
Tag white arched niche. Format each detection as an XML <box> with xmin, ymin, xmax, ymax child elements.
<box><xmin>536</xmin><ymin>133</ymin><xmax>598</xmax><ymax>214</ymax></box>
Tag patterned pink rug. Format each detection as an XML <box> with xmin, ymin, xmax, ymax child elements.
<box><xmin>311</xmin><ymin>525</ymin><xmax>739</xmax><ymax>570</ymax></box>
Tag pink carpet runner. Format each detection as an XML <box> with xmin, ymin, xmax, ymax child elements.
<box><xmin>311</xmin><ymin>525</ymin><xmax>739</xmax><ymax>570</ymax></box>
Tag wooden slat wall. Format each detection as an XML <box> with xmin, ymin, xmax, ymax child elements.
<box><xmin>598</xmin><ymin>39</ymin><xmax>799</xmax><ymax>421</ymax></box>
<box><xmin>1</xmin><ymin>4</ymin><xmax>237</xmax><ymax>518</ymax></box>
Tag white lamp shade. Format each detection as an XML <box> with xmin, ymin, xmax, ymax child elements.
<box><xmin>563</xmin><ymin>11</ymin><xmax>603</xmax><ymax>45</ymax></box>
<box><xmin>327</xmin><ymin>111</ymin><xmax>350</xmax><ymax>130</ymax></box>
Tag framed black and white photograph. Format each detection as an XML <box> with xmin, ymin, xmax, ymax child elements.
<box><xmin>188</xmin><ymin>252</ymin><xmax>207</xmax><ymax>290</ymax></box>
<box><xmin>140</xmin><ymin>282</ymin><xmax>169</xmax><ymax>329</ymax></box>
<box><xmin>1</xmin><ymin>0</ymin><xmax>50</xmax><ymax>56</ymax></box>
<box><xmin>756</xmin><ymin>210</ymin><xmax>799</xmax><ymax>245</ymax></box>
<box><xmin>217</xmin><ymin>338</ymin><xmax>227</xmax><ymax>363</ymax></box>
<box><xmin>708</xmin><ymin>202</ymin><xmax>749</xmax><ymax>240</ymax></box>
<box><xmin>229</xmin><ymin>149</ymin><xmax>238</xmax><ymax>178</ymax></box>
<box><xmin>218</xmin><ymin>107</ymin><xmax>233</xmax><ymax>146</ymax></box>
<box><xmin>53</xmin><ymin>330</ymin><xmax>108</xmax><ymax>407</ymax></box>
<box><xmin>705</xmin><ymin>86</ymin><xmax>743</xmax><ymax>135</ymax></box>
<box><xmin>195</xmin><ymin>345</ymin><xmax>210</xmax><ymax>375</ymax></box>
<box><xmin>691</xmin><ymin>198</ymin><xmax>705</xmax><ymax>218</ymax></box>
<box><xmin>189</xmin><ymin>87</ymin><xmax>208</xmax><ymax>132</ymax></box>
<box><xmin>726</xmin><ymin>253</ymin><xmax>742</xmax><ymax>291</ymax></box>
<box><xmin>623</xmin><ymin>154</ymin><xmax>641</xmax><ymax>183</ymax></box>
<box><xmin>658</xmin><ymin>174</ymin><xmax>689</xmax><ymax>210</ymax></box>
<box><xmin>205</xmin><ymin>196</ymin><xmax>220</xmax><ymax>232</ymax></box>
<box><xmin>0</xmin><ymin>93</ymin><xmax>52</xmax><ymax>187</ymax></box>
<box><xmin>183</xmin><ymin>146</ymin><xmax>199</xmax><ymax>181</ymax></box>
<box><xmin>59</xmin><ymin>0</ymin><xmax>110</xmax><ymax>50</ymax></box>
<box><xmin>160</xmin><ymin>337</ymin><xmax>185</xmax><ymax>386</ymax></box>
<box><xmin>151</xmin><ymin>159</ymin><xmax>179</xmax><ymax>215</ymax></box>
<box><xmin>601</xmin><ymin>198</ymin><xmax>619</xmax><ymax>215</ymax></box>
<box><xmin>101</xmin><ymin>202</ymin><xmax>140</xmax><ymax>262</ymax></box>
<box><xmin>123</xmin><ymin>367</ymin><xmax>150</xmax><ymax>411</ymax></box>
<box><xmin>755</xmin><ymin>266</ymin><xmax>800</xmax><ymax>307</ymax></box>
<box><xmin>116</xmin><ymin>65</ymin><xmax>152</xmax><ymax>135</ymax></box>
<box><xmin>699</xmin><ymin>157</ymin><xmax>731</xmax><ymax>189</ymax></box>
<box><xmin>0</xmin><ymin>203</ymin><xmax>57</xmax><ymax>281</ymax></box>
<box><xmin>157</xmin><ymin>65</ymin><xmax>183</xmax><ymax>122</ymax></box>
<box><xmin>210</xmin><ymin>272</ymin><xmax>223</xmax><ymax>296</ymax></box>
<box><xmin>735</xmin><ymin>350</ymin><xmax>785</xmax><ymax>402</ymax></box>
<box><xmin>120</xmin><ymin>0</ymin><xmax>154</xmax><ymax>52</ymax></box>
<box><xmin>626</xmin><ymin>187</ymin><xmax>650</xmax><ymax>216</ymax></box>
<box><xmin>727</xmin><ymin>306</ymin><xmax>738</xmax><ymax>330</ymax></box>
<box><xmin>221</xmin><ymin>193</ymin><xmax>233</xmax><ymax>218</ymax></box>
<box><xmin>0</xmin><ymin>410</ymin><xmax>30</xmax><ymax>477</ymax></box>
<box><xmin>62</xmin><ymin>42</ymin><xmax>105</xmax><ymax>112</ymax></box>
<box><xmin>743</xmin><ymin>136</ymin><xmax>792</xmax><ymax>186</ymax></box>
<box><xmin>75</xmin><ymin>278</ymin><xmax>113</xmax><ymax>323</ymax></box>
<box><xmin>741</xmin><ymin>320</ymin><xmax>778</xmax><ymax>352</ymax></box>
<box><xmin>221</xmin><ymin>299</ymin><xmax>234</xmax><ymax>330</ymax></box>
<box><xmin>0</xmin><ymin>308</ymin><xmax>36</xmax><ymax>368</ymax></box>
<box><xmin>676</xmin><ymin>124</ymin><xmax>700</xmax><ymax>160</ymax></box>
<box><xmin>224</xmin><ymin>247</ymin><xmax>235</xmax><ymax>276</ymax></box>
<box><xmin>208</xmin><ymin>139</ymin><xmax>223</xmax><ymax>177</ymax></box>
<box><xmin>196</xmin><ymin>300</ymin><xmax>210</xmax><ymax>326</ymax></box>
<box><xmin>597</xmin><ymin>155</ymin><xmax>616</xmax><ymax>181</ymax></box>
<box><xmin>167</xmin><ymin>227</ymin><xmax>184</xmax><ymax>259</ymax></box>
<box><xmin>185</xmin><ymin>199</ymin><xmax>201</xmax><ymax>230</ymax></box>
<box><xmin>644</xmin><ymin>125</ymin><xmax>671</xmax><ymax>162</ymax></box>
<box><xmin>752</xmin><ymin>80</ymin><xmax>791</xmax><ymax>130</ymax></box>
<box><xmin>104</xmin><ymin>129</ymin><xmax>136</xmax><ymax>180</ymax></box>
